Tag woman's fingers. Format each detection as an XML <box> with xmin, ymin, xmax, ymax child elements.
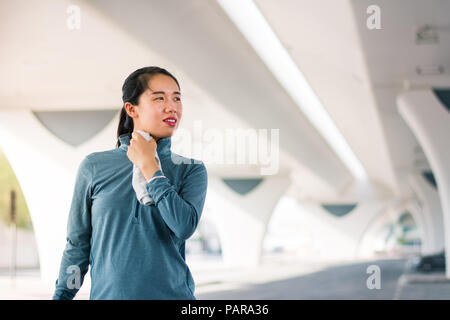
<box><xmin>132</xmin><ymin>131</ymin><xmax>144</xmax><ymax>140</ymax></box>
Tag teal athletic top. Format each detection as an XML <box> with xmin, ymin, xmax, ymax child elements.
<box><xmin>53</xmin><ymin>132</ymin><xmax>208</xmax><ymax>300</ymax></box>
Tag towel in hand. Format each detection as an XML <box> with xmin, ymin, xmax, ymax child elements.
<box><xmin>132</xmin><ymin>130</ymin><xmax>163</xmax><ymax>206</ymax></box>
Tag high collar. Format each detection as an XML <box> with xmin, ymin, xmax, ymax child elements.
<box><xmin>118</xmin><ymin>132</ymin><xmax>172</xmax><ymax>159</ymax></box>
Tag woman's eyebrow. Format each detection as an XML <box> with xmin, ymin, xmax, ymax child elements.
<box><xmin>150</xmin><ymin>91</ymin><xmax>181</xmax><ymax>95</ymax></box>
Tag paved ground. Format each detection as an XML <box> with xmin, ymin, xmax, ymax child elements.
<box><xmin>196</xmin><ymin>257</ymin><xmax>407</xmax><ymax>299</ymax></box>
<box><xmin>1</xmin><ymin>254</ymin><xmax>450</xmax><ymax>300</ymax></box>
<box><xmin>195</xmin><ymin>256</ymin><xmax>450</xmax><ymax>300</ymax></box>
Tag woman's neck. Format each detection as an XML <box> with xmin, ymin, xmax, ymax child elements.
<box><xmin>133</xmin><ymin>129</ymin><xmax>160</xmax><ymax>142</ymax></box>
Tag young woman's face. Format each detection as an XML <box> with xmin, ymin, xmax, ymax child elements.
<box><xmin>130</xmin><ymin>74</ymin><xmax>182</xmax><ymax>139</ymax></box>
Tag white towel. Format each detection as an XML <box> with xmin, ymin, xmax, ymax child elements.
<box><xmin>132</xmin><ymin>130</ymin><xmax>162</xmax><ymax>206</ymax></box>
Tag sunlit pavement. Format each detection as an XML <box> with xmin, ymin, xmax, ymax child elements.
<box><xmin>1</xmin><ymin>254</ymin><xmax>450</xmax><ymax>300</ymax></box>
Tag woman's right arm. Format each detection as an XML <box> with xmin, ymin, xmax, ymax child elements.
<box><xmin>53</xmin><ymin>156</ymin><xmax>94</xmax><ymax>300</ymax></box>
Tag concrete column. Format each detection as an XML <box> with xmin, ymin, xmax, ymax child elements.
<box><xmin>398</xmin><ymin>90</ymin><xmax>450</xmax><ymax>277</ymax></box>
<box><xmin>299</xmin><ymin>200</ymin><xmax>390</xmax><ymax>261</ymax></box>
<box><xmin>405</xmin><ymin>198</ymin><xmax>432</xmax><ymax>255</ymax></box>
<box><xmin>206</xmin><ymin>173</ymin><xmax>291</xmax><ymax>267</ymax></box>
<box><xmin>0</xmin><ymin>110</ymin><xmax>118</xmax><ymax>283</ymax></box>
<box><xmin>409</xmin><ymin>173</ymin><xmax>445</xmax><ymax>255</ymax></box>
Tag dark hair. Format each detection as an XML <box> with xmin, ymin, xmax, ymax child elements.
<box><xmin>116</xmin><ymin>66</ymin><xmax>181</xmax><ymax>148</ymax></box>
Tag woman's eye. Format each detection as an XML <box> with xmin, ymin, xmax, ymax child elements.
<box><xmin>154</xmin><ymin>96</ymin><xmax>181</xmax><ymax>101</ymax></box>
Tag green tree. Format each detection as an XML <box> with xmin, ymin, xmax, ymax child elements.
<box><xmin>0</xmin><ymin>149</ymin><xmax>33</xmax><ymax>229</ymax></box>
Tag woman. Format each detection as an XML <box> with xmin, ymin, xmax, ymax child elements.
<box><xmin>53</xmin><ymin>66</ymin><xmax>208</xmax><ymax>300</ymax></box>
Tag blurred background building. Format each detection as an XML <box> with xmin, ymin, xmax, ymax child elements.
<box><xmin>0</xmin><ymin>0</ymin><xmax>449</xmax><ymax>299</ymax></box>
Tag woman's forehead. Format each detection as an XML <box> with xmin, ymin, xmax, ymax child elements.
<box><xmin>144</xmin><ymin>88</ymin><xmax>181</xmax><ymax>96</ymax></box>
<box><xmin>148</xmin><ymin>74</ymin><xmax>179</xmax><ymax>89</ymax></box>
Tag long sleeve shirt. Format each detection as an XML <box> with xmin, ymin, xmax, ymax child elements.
<box><xmin>53</xmin><ymin>132</ymin><xmax>208</xmax><ymax>300</ymax></box>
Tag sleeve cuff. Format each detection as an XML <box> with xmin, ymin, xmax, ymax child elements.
<box><xmin>146</xmin><ymin>170</ymin><xmax>175</xmax><ymax>205</ymax></box>
<box><xmin>147</xmin><ymin>170</ymin><xmax>166</xmax><ymax>184</ymax></box>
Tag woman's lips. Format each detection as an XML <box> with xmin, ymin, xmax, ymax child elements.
<box><xmin>163</xmin><ymin>119</ymin><xmax>177</xmax><ymax>127</ymax></box>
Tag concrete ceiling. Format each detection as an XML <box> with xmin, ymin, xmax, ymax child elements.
<box><xmin>350</xmin><ymin>0</ymin><xmax>450</xmax><ymax>196</ymax></box>
<box><xmin>2</xmin><ymin>0</ymin><xmax>444</xmax><ymax>203</ymax></box>
<box><xmin>254</xmin><ymin>0</ymin><xmax>450</xmax><ymax>199</ymax></box>
<box><xmin>254</xmin><ymin>0</ymin><xmax>398</xmax><ymax>197</ymax></box>
<box><xmin>0</xmin><ymin>0</ymin><xmax>354</xmax><ymax>198</ymax></box>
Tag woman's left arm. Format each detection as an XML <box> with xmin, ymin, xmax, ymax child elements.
<box><xmin>146</xmin><ymin>162</ymin><xmax>208</xmax><ymax>240</ymax></box>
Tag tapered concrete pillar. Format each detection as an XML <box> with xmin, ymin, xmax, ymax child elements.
<box><xmin>299</xmin><ymin>199</ymin><xmax>390</xmax><ymax>261</ymax></box>
<box><xmin>0</xmin><ymin>110</ymin><xmax>118</xmax><ymax>283</ymax></box>
<box><xmin>285</xmin><ymin>178</ymin><xmax>393</xmax><ymax>261</ymax></box>
<box><xmin>206</xmin><ymin>172</ymin><xmax>291</xmax><ymax>267</ymax></box>
<box><xmin>398</xmin><ymin>89</ymin><xmax>450</xmax><ymax>277</ymax></box>
<box><xmin>405</xmin><ymin>198</ymin><xmax>432</xmax><ymax>255</ymax></box>
<box><xmin>409</xmin><ymin>173</ymin><xmax>445</xmax><ymax>255</ymax></box>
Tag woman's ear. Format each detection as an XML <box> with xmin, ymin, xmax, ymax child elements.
<box><xmin>124</xmin><ymin>102</ymin><xmax>138</xmax><ymax>119</ymax></box>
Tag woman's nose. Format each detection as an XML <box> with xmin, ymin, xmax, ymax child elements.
<box><xmin>165</xmin><ymin>101</ymin><xmax>177</xmax><ymax>113</ymax></box>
